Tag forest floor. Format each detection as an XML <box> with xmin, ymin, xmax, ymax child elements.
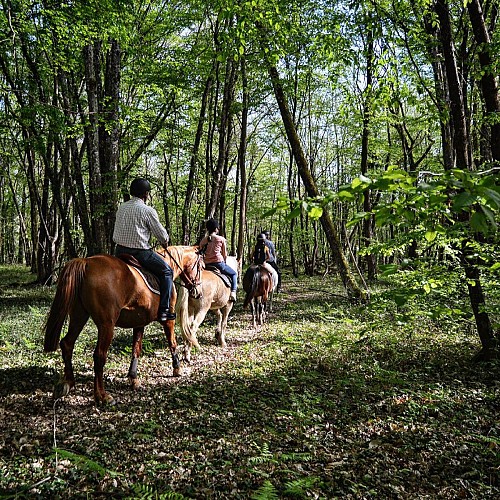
<box><xmin>0</xmin><ymin>264</ymin><xmax>499</xmax><ymax>499</ymax></box>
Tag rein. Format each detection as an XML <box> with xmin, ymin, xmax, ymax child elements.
<box><xmin>160</xmin><ymin>247</ymin><xmax>203</xmax><ymax>291</ymax></box>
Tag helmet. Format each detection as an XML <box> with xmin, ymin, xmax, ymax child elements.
<box><xmin>264</xmin><ymin>230</ymin><xmax>270</xmax><ymax>238</ymax></box>
<box><xmin>130</xmin><ymin>178</ymin><xmax>151</xmax><ymax>197</ymax></box>
<box><xmin>257</xmin><ymin>233</ymin><xmax>266</xmax><ymax>241</ymax></box>
<box><xmin>206</xmin><ymin>218</ymin><xmax>219</xmax><ymax>233</ymax></box>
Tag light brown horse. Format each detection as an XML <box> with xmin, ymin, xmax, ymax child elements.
<box><xmin>242</xmin><ymin>264</ymin><xmax>275</xmax><ymax>329</ymax></box>
<box><xmin>176</xmin><ymin>256</ymin><xmax>238</xmax><ymax>362</ymax></box>
<box><xmin>43</xmin><ymin>246</ymin><xmax>203</xmax><ymax>405</ymax></box>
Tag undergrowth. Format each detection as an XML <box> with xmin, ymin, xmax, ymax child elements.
<box><xmin>0</xmin><ymin>265</ymin><xmax>498</xmax><ymax>499</ymax></box>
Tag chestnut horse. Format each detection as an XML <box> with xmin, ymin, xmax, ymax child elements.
<box><xmin>242</xmin><ymin>264</ymin><xmax>275</xmax><ymax>328</ymax></box>
<box><xmin>176</xmin><ymin>256</ymin><xmax>238</xmax><ymax>362</ymax></box>
<box><xmin>43</xmin><ymin>246</ymin><xmax>203</xmax><ymax>405</ymax></box>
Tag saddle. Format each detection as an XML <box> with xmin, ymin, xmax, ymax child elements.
<box><xmin>205</xmin><ymin>264</ymin><xmax>232</xmax><ymax>288</ymax></box>
<box><xmin>117</xmin><ymin>253</ymin><xmax>160</xmax><ymax>295</ymax></box>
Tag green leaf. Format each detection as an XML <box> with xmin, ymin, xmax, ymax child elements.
<box><xmin>394</xmin><ymin>293</ymin><xmax>408</xmax><ymax>307</ymax></box>
<box><xmin>379</xmin><ymin>264</ymin><xmax>398</xmax><ymax>276</ymax></box>
<box><xmin>262</xmin><ymin>207</ymin><xmax>277</xmax><ymax>218</ymax></box>
<box><xmin>338</xmin><ymin>190</ymin><xmax>355</xmax><ymax>201</ymax></box>
<box><xmin>480</xmin><ymin>205</ymin><xmax>497</xmax><ymax>230</ymax></box>
<box><xmin>452</xmin><ymin>191</ymin><xmax>476</xmax><ymax>210</ymax></box>
<box><xmin>470</xmin><ymin>211</ymin><xmax>490</xmax><ymax>234</ymax></box>
<box><xmin>308</xmin><ymin>206</ymin><xmax>323</xmax><ymax>219</ymax></box>
<box><xmin>285</xmin><ymin>204</ymin><xmax>303</xmax><ymax>220</ymax></box>
<box><xmin>424</xmin><ymin>230</ymin><xmax>437</xmax><ymax>242</ymax></box>
<box><xmin>479</xmin><ymin>187</ymin><xmax>500</xmax><ymax>209</ymax></box>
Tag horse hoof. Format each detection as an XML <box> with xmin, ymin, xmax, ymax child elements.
<box><xmin>128</xmin><ymin>377</ymin><xmax>141</xmax><ymax>390</ymax></box>
<box><xmin>95</xmin><ymin>394</ymin><xmax>116</xmax><ymax>407</ymax></box>
<box><xmin>173</xmin><ymin>367</ymin><xmax>182</xmax><ymax>377</ymax></box>
<box><xmin>53</xmin><ymin>381</ymin><xmax>71</xmax><ymax>400</ymax></box>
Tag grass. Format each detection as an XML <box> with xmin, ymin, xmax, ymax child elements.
<box><xmin>0</xmin><ymin>265</ymin><xmax>499</xmax><ymax>499</ymax></box>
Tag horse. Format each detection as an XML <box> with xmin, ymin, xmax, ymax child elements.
<box><xmin>43</xmin><ymin>245</ymin><xmax>203</xmax><ymax>406</ymax></box>
<box><xmin>176</xmin><ymin>256</ymin><xmax>238</xmax><ymax>362</ymax></box>
<box><xmin>242</xmin><ymin>264</ymin><xmax>276</xmax><ymax>328</ymax></box>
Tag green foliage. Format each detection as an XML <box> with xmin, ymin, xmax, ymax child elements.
<box><xmin>251</xmin><ymin>480</ymin><xmax>280</xmax><ymax>500</ymax></box>
<box><xmin>53</xmin><ymin>448</ymin><xmax>119</xmax><ymax>478</ymax></box>
<box><xmin>344</xmin><ymin>167</ymin><xmax>500</xmax><ymax>237</ymax></box>
<box><xmin>127</xmin><ymin>484</ymin><xmax>186</xmax><ymax>499</ymax></box>
<box><xmin>0</xmin><ymin>267</ymin><xmax>499</xmax><ymax>497</ymax></box>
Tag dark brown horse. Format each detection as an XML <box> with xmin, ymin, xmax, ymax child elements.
<box><xmin>43</xmin><ymin>246</ymin><xmax>203</xmax><ymax>405</ymax></box>
<box><xmin>176</xmin><ymin>256</ymin><xmax>238</xmax><ymax>362</ymax></box>
<box><xmin>242</xmin><ymin>264</ymin><xmax>275</xmax><ymax>328</ymax></box>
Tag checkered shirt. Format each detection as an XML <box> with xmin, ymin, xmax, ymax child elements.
<box><xmin>113</xmin><ymin>197</ymin><xmax>169</xmax><ymax>249</ymax></box>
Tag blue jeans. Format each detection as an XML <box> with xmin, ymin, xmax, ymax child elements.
<box><xmin>115</xmin><ymin>245</ymin><xmax>173</xmax><ymax>312</ymax></box>
<box><xmin>211</xmin><ymin>261</ymin><xmax>237</xmax><ymax>292</ymax></box>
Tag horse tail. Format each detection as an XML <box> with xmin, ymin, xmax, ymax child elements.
<box><xmin>176</xmin><ymin>285</ymin><xmax>200</xmax><ymax>349</ymax></box>
<box><xmin>243</xmin><ymin>266</ymin><xmax>261</xmax><ymax>309</ymax></box>
<box><xmin>43</xmin><ymin>259</ymin><xmax>87</xmax><ymax>352</ymax></box>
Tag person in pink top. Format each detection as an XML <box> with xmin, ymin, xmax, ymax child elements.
<box><xmin>200</xmin><ymin>218</ymin><xmax>237</xmax><ymax>302</ymax></box>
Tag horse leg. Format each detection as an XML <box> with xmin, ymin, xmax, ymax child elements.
<box><xmin>214</xmin><ymin>308</ymin><xmax>226</xmax><ymax>347</ymax></box>
<box><xmin>56</xmin><ymin>306</ymin><xmax>89</xmax><ymax>399</ymax></box>
<box><xmin>251</xmin><ymin>299</ymin><xmax>257</xmax><ymax>329</ymax></box>
<box><xmin>127</xmin><ymin>327</ymin><xmax>144</xmax><ymax>390</ymax></box>
<box><xmin>93</xmin><ymin>323</ymin><xmax>116</xmax><ymax>406</ymax></box>
<box><xmin>163</xmin><ymin>319</ymin><xmax>181</xmax><ymax>377</ymax></box>
<box><xmin>217</xmin><ymin>303</ymin><xmax>233</xmax><ymax>347</ymax></box>
<box><xmin>258</xmin><ymin>297</ymin><xmax>265</xmax><ymax>326</ymax></box>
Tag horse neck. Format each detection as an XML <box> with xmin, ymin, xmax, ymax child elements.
<box><xmin>164</xmin><ymin>246</ymin><xmax>194</xmax><ymax>279</ymax></box>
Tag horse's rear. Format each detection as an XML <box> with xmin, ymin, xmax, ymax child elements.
<box><xmin>43</xmin><ymin>255</ymin><xmax>150</xmax><ymax>404</ymax></box>
<box><xmin>243</xmin><ymin>264</ymin><xmax>274</xmax><ymax>328</ymax></box>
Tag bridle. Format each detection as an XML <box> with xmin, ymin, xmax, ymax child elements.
<box><xmin>160</xmin><ymin>246</ymin><xmax>203</xmax><ymax>292</ymax></box>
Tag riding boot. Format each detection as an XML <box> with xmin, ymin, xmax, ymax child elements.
<box><xmin>229</xmin><ymin>290</ymin><xmax>237</xmax><ymax>302</ymax></box>
<box><xmin>158</xmin><ymin>310</ymin><xmax>176</xmax><ymax>322</ymax></box>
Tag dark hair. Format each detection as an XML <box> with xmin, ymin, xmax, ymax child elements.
<box><xmin>130</xmin><ymin>178</ymin><xmax>151</xmax><ymax>197</ymax></box>
<box><xmin>264</xmin><ymin>230</ymin><xmax>270</xmax><ymax>237</ymax></box>
<box><xmin>206</xmin><ymin>218</ymin><xmax>219</xmax><ymax>234</ymax></box>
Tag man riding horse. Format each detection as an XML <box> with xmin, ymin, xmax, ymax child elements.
<box><xmin>113</xmin><ymin>178</ymin><xmax>176</xmax><ymax>323</ymax></box>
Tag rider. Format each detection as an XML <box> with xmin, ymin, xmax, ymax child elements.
<box><xmin>200</xmin><ymin>218</ymin><xmax>237</xmax><ymax>302</ymax></box>
<box><xmin>263</xmin><ymin>230</ymin><xmax>281</xmax><ymax>292</ymax></box>
<box><xmin>253</xmin><ymin>233</ymin><xmax>278</xmax><ymax>291</ymax></box>
<box><xmin>252</xmin><ymin>233</ymin><xmax>271</xmax><ymax>265</ymax></box>
<box><xmin>113</xmin><ymin>178</ymin><xmax>175</xmax><ymax>323</ymax></box>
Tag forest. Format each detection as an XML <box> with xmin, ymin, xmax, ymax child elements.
<box><xmin>0</xmin><ymin>0</ymin><xmax>499</xmax><ymax>497</ymax></box>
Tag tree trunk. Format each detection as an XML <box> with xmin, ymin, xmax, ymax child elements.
<box><xmin>433</xmin><ymin>0</ymin><xmax>497</xmax><ymax>356</ymax></box>
<box><xmin>101</xmin><ymin>39</ymin><xmax>121</xmax><ymax>251</ymax></box>
<box><xmin>182</xmin><ymin>74</ymin><xmax>213</xmax><ymax>244</ymax></box>
<box><xmin>206</xmin><ymin>57</ymin><xmax>237</xmax><ymax>219</ymax></box>
<box><xmin>267</xmin><ymin>64</ymin><xmax>367</xmax><ymax>299</ymax></box>
<box><xmin>360</xmin><ymin>25</ymin><xmax>377</xmax><ymax>280</ymax></box>
<box><xmin>236</xmin><ymin>56</ymin><xmax>249</xmax><ymax>264</ymax></box>
<box><xmin>84</xmin><ymin>42</ymin><xmax>106</xmax><ymax>255</ymax></box>
<box><xmin>467</xmin><ymin>0</ymin><xmax>500</xmax><ymax>162</ymax></box>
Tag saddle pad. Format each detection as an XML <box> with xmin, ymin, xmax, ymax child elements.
<box><xmin>117</xmin><ymin>253</ymin><xmax>160</xmax><ymax>295</ymax></box>
<box><xmin>205</xmin><ymin>264</ymin><xmax>231</xmax><ymax>288</ymax></box>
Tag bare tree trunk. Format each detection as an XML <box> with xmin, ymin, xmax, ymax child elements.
<box><xmin>236</xmin><ymin>56</ymin><xmax>249</xmax><ymax>264</ymax></box>
<box><xmin>83</xmin><ymin>40</ymin><xmax>121</xmax><ymax>255</ymax></box>
<box><xmin>84</xmin><ymin>42</ymin><xmax>106</xmax><ymax>255</ymax></box>
<box><xmin>360</xmin><ymin>25</ymin><xmax>377</xmax><ymax>280</ymax></box>
<box><xmin>267</xmin><ymin>64</ymin><xmax>367</xmax><ymax>299</ymax></box>
<box><xmin>434</xmin><ymin>0</ymin><xmax>497</xmax><ymax>356</ymax></box>
<box><xmin>467</xmin><ymin>0</ymin><xmax>500</xmax><ymax>162</ymax></box>
<box><xmin>206</xmin><ymin>57</ymin><xmax>237</xmax><ymax>219</ymax></box>
<box><xmin>182</xmin><ymin>74</ymin><xmax>213</xmax><ymax>244</ymax></box>
<box><xmin>101</xmin><ymin>39</ymin><xmax>121</xmax><ymax>251</ymax></box>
